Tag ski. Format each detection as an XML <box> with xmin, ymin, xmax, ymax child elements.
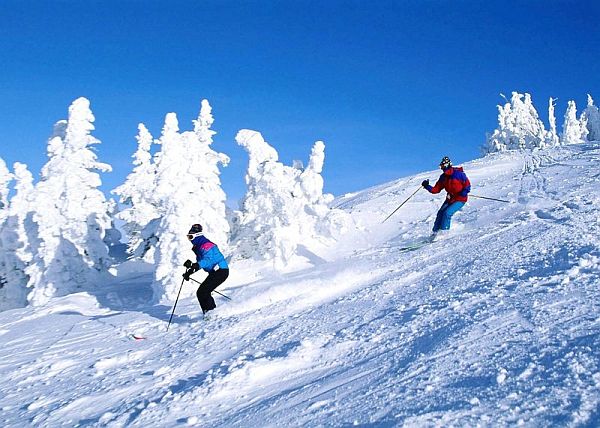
<box><xmin>398</xmin><ymin>240</ymin><xmax>431</xmax><ymax>252</ymax></box>
<box><xmin>397</xmin><ymin>234</ymin><xmax>439</xmax><ymax>252</ymax></box>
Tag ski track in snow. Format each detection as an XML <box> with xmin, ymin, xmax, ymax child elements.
<box><xmin>2</xmin><ymin>144</ymin><xmax>600</xmax><ymax>426</ymax></box>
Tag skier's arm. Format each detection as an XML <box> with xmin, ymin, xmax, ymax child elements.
<box><xmin>193</xmin><ymin>246</ymin><xmax>209</xmax><ymax>271</ymax></box>
<box><xmin>195</xmin><ymin>250</ymin><xmax>211</xmax><ymax>270</ymax></box>
<box><xmin>199</xmin><ymin>257</ymin><xmax>212</xmax><ymax>270</ymax></box>
<box><xmin>428</xmin><ymin>177</ymin><xmax>444</xmax><ymax>194</ymax></box>
<box><xmin>198</xmin><ymin>246</ymin><xmax>224</xmax><ymax>271</ymax></box>
<box><xmin>459</xmin><ymin>176</ymin><xmax>471</xmax><ymax>197</ymax></box>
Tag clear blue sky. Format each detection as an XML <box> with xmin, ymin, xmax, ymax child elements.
<box><xmin>1</xmin><ymin>1</ymin><xmax>599</xmax><ymax>204</ymax></box>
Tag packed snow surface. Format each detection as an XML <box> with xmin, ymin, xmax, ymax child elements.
<box><xmin>1</xmin><ymin>144</ymin><xmax>600</xmax><ymax>426</ymax></box>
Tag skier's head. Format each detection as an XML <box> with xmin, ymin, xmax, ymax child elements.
<box><xmin>187</xmin><ymin>224</ymin><xmax>203</xmax><ymax>240</ymax></box>
<box><xmin>439</xmin><ymin>156</ymin><xmax>453</xmax><ymax>171</ymax></box>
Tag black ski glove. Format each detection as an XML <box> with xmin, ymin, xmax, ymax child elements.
<box><xmin>183</xmin><ymin>259</ymin><xmax>193</xmax><ymax>269</ymax></box>
<box><xmin>421</xmin><ymin>179</ymin><xmax>430</xmax><ymax>188</ymax></box>
<box><xmin>191</xmin><ymin>262</ymin><xmax>200</xmax><ymax>272</ymax></box>
<box><xmin>183</xmin><ymin>269</ymin><xmax>192</xmax><ymax>281</ymax></box>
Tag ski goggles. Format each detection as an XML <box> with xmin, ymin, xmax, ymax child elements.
<box><xmin>439</xmin><ymin>159</ymin><xmax>452</xmax><ymax>170</ymax></box>
<box><xmin>187</xmin><ymin>232</ymin><xmax>202</xmax><ymax>240</ymax></box>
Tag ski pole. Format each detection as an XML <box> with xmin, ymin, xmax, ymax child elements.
<box><xmin>187</xmin><ymin>276</ymin><xmax>232</xmax><ymax>300</ymax></box>
<box><xmin>382</xmin><ymin>185</ymin><xmax>421</xmax><ymax>223</ymax></box>
<box><xmin>167</xmin><ymin>277</ymin><xmax>186</xmax><ymax>331</ymax></box>
<box><xmin>469</xmin><ymin>194</ymin><xmax>511</xmax><ymax>203</ymax></box>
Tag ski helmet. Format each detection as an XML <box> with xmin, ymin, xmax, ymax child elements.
<box><xmin>439</xmin><ymin>156</ymin><xmax>452</xmax><ymax>170</ymax></box>
<box><xmin>188</xmin><ymin>224</ymin><xmax>203</xmax><ymax>234</ymax></box>
<box><xmin>187</xmin><ymin>224</ymin><xmax>203</xmax><ymax>240</ymax></box>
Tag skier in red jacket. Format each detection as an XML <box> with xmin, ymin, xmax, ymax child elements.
<box><xmin>422</xmin><ymin>156</ymin><xmax>470</xmax><ymax>235</ymax></box>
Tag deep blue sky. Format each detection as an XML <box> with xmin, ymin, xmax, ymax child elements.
<box><xmin>1</xmin><ymin>1</ymin><xmax>599</xmax><ymax>204</ymax></box>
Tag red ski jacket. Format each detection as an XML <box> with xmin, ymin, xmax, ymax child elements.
<box><xmin>426</xmin><ymin>167</ymin><xmax>471</xmax><ymax>203</ymax></box>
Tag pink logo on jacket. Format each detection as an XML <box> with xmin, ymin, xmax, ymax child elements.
<box><xmin>199</xmin><ymin>242</ymin><xmax>215</xmax><ymax>252</ymax></box>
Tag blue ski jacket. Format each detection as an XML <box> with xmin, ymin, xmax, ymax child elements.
<box><xmin>190</xmin><ymin>235</ymin><xmax>229</xmax><ymax>272</ymax></box>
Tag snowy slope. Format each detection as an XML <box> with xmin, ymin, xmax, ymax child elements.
<box><xmin>1</xmin><ymin>144</ymin><xmax>600</xmax><ymax>427</ymax></box>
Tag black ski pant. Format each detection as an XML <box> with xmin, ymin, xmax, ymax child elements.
<box><xmin>196</xmin><ymin>268</ymin><xmax>229</xmax><ymax>313</ymax></box>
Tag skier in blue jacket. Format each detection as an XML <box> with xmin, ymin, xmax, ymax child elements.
<box><xmin>183</xmin><ymin>224</ymin><xmax>229</xmax><ymax>314</ymax></box>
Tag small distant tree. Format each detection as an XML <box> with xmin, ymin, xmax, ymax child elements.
<box><xmin>294</xmin><ymin>140</ymin><xmax>355</xmax><ymax>240</ymax></box>
<box><xmin>547</xmin><ymin>97</ymin><xmax>560</xmax><ymax>146</ymax></box>
<box><xmin>26</xmin><ymin>97</ymin><xmax>113</xmax><ymax>306</ymax></box>
<box><xmin>561</xmin><ymin>100</ymin><xmax>588</xmax><ymax>145</ymax></box>
<box><xmin>581</xmin><ymin>94</ymin><xmax>600</xmax><ymax>142</ymax></box>
<box><xmin>232</xmin><ymin>130</ymin><xmax>354</xmax><ymax>268</ymax></box>
<box><xmin>231</xmin><ymin>129</ymin><xmax>299</xmax><ymax>265</ymax></box>
<box><xmin>112</xmin><ymin>123</ymin><xmax>159</xmax><ymax>256</ymax></box>
<box><xmin>484</xmin><ymin>92</ymin><xmax>549</xmax><ymax>153</ymax></box>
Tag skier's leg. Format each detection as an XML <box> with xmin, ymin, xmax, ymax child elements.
<box><xmin>196</xmin><ymin>273</ymin><xmax>218</xmax><ymax>313</ymax></box>
<box><xmin>196</xmin><ymin>269</ymin><xmax>229</xmax><ymax>313</ymax></box>
<box><xmin>433</xmin><ymin>201</ymin><xmax>450</xmax><ymax>232</ymax></box>
<box><xmin>204</xmin><ymin>269</ymin><xmax>229</xmax><ymax>292</ymax></box>
<box><xmin>196</xmin><ymin>289</ymin><xmax>216</xmax><ymax>313</ymax></box>
<box><xmin>440</xmin><ymin>202</ymin><xmax>465</xmax><ymax>230</ymax></box>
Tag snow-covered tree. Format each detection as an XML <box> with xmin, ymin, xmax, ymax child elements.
<box><xmin>0</xmin><ymin>163</ymin><xmax>34</xmax><ymax>310</ymax></box>
<box><xmin>152</xmin><ymin>113</ymin><xmax>181</xmax><ymax>212</ymax></box>
<box><xmin>26</xmin><ymin>97</ymin><xmax>113</xmax><ymax>306</ymax></box>
<box><xmin>548</xmin><ymin>97</ymin><xmax>560</xmax><ymax>146</ymax></box>
<box><xmin>294</xmin><ymin>140</ymin><xmax>355</xmax><ymax>241</ymax></box>
<box><xmin>186</xmin><ymin>100</ymin><xmax>230</xmax><ymax>247</ymax></box>
<box><xmin>0</xmin><ymin>157</ymin><xmax>13</xmax><ymax>296</ymax></box>
<box><xmin>294</xmin><ymin>141</ymin><xmax>327</xmax><ymax>204</ymax></box>
<box><xmin>231</xmin><ymin>130</ymin><xmax>353</xmax><ymax>268</ymax></box>
<box><xmin>484</xmin><ymin>92</ymin><xmax>549</xmax><ymax>153</ymax></box>
<box><xmin>112</xmin><ymin>123</ymin><xmax>158</xmax><ymax>256</ymax></box>
<box><xmin>231</xmin><ymin>130</ymin><xmax>301</xmax><ymax>265</ymax></box>
<box><xmin>151</xmin><ymin>100</ymin><xmax>230</xmax><ymax>302</ymax></box>
<box><xmin>561</xmin><ymin>100</ymin><xmax>588</xmax><ymax>145</ymax></box>
<box><xmin>0</xmin><ymin>157</ymin><xmax>10</xmax><ymax>215</ymax></box>
<box><xmin>581</xmin><ymin>94</ymin><xmax>600</xmax><ymax>142</ymax></box>
<box><xmin>131</xmin><ymin>114</ymin><xmax>182</xmax><ymax>264</ymax></box>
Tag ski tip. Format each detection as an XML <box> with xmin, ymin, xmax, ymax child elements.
<box><xmin>131</xmin><ymin>334</ymin><xmax>146</xmax><ymax>341</ymax></box>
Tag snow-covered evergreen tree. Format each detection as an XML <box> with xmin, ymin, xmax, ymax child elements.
<box><xmin>151</xmin><ymin>100</ymin><xmax>230</xmax><ymax>302</ymax></box>
<box><xmin>186</xmin><ymin>100</ymin><xmax>230</xmax><ymax>247</ymax></box>
<box><xmin>112</xmin><ymin>123</ymin><xmax>159</xmax><ymax>256</ymax></box>
<box><xmin>581</xmin><ymin>94</ymin><xmax>600</xmax><ymax>142</ymax></box>
<box><xmin>561</xmin><ymin>100</ymin><xmax>588</xmax><ymax>145</ymax></box>
<box><xmin>0</xmin><ymin>157</ymin><xmax>10</xmax><ymax>215</ymax></box>
<box><xmin>26</xmin><ymin>97</ymin><xmax>113</xmax><ymax>306</ymax></box>
<box><xmin>484</xmin><ymin>92</ymin><xmax>549</xmax><ymax>153</ymax></box>
<box><xmin>0</xmin><ymin>157</ymin><xmax>13</xmax><ymax>295</ymax></box>
<box><xmin>548</xmin><ymin>97</ymin><xmax>560</xmax><ymax>146</ymax></box>
<box><xmin>132</xmin><ymin>114</ymin><xmax>182</xmax><ymax>264</ymax></box>
<box><xmin>151</xmin><ymin>113</ymin><xmax>181</xmax><ymax>214</ymax></box>
<box><xmin>0</xmin><ymin>163</ymin><xmax>34</xmax><ymax>310</ymax></box>
<box><xmin>293</xmin><ymin>140</ymin><xmax>355</xmax><ymax>241</ymax></box>
<box><xmin>231</xmin><ymin>130</ymin><xmax>353</xmax><ymax>268</ymax></box>
<box><xmin>294</xmin><ymin>141</ymin><xmax>327</xmax><ymax>205</ymax></box>
<box><xmin>231</xmin><ymin>130</ymin><xmax>302</xmax><ymax>265</ymax></box>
